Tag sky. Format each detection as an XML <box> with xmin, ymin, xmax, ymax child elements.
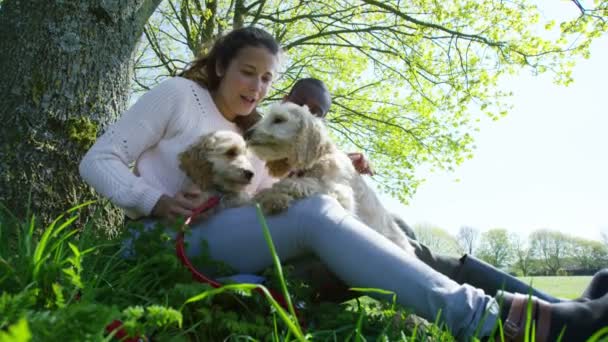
<box><xmin>382</xmin><ymin>2</ymin><xmax>608</xmax><ymax>242</ymax></box>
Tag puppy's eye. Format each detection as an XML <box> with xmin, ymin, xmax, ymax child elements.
<box><xmin>225</xmin><ymin>148</ymin><xmax>238</xmax><ymax>158</ymax></box>
<box><xmin>273</xmin><ymin>116</ymin><xmax>286</xmax><ymax>124</ymax></box>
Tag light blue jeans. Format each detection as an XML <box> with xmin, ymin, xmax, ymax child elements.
<box><xmin>170</xmin><ymin>195</ymin><xmax>499</xmax><ymax>340</ymax></box>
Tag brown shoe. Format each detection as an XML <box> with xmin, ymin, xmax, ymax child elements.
<box><xmin>497</xmin><ymin>290</ymin><xmax>608</xmax><ymax>341</ymax></box>
<box><xmin>497</xmin><ymin>292</ymin><xmax>551</xmax><ymax>342</ymax></box>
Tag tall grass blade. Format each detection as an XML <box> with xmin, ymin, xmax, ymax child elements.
<box><xmin>254</xmin><ymin>204</ymin><xmax>302</xmax><ymax>335</ymax></box>
<box><xmin>32</xmin><ymin>214</ymin><xmax>63</xmax><ymax>267</ymax></box>
<box><xmin>524</xmin><ymin>293</ymin><xmax>533</xmax><ymax>342</ymax></box>
<box><xmin>586</xmin><ymin>326</ymin><xmax>608</xmax><ymax>342</ymax></box>
<box><xmin>354</xmin><ymin>299</ymin><xmax>366</xmax><ymax>342</ymax></box>
<box><xmin>32</xmin><ymin>215</ymin><xmax>78</xmax><ymax>279</ymax></box>
<box><xmin>181</xmin><ymin>282</ymin><xmax>306</xmax><ymax>340</ymax></box>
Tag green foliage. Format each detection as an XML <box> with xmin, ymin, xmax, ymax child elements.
<box><xmin>567</xmin><ymin>237</ymin><xmax>608</xmax><ymax>271</ymax></box>
<box><xmin>529</xmin><ymin>229</ymin><xmax>570</xmax><ymax>275</ymax></box>
<box><xmin>0</xmin><ymin>318</ymin><xmax>31</xmax><ymax>342</ymax></box>
<box><xmin>476</xmin><ymin>228</ymin><xmax>515</xmax><ymax>268</ymax></box>
<box><xmin>527</xmin><ymin>228</ymin><xmax>608</xmax><ymax>275</ymax></box>
<box><xmin>0</xmin><ymin>290</ymin><xmax>37</xmax><ymax>331</ymax></box>
<box><xmin>0</xmin><ymin>203</ymin><xmax>457</xmax><ymax>341</ymax></box>
<box><xmin>413</xmin><ymin>223</ymin><xmax>461</xmax><ymax>256</ymax></box>
<box><xmin>121</xmin><ymin>305</ymin><xmax>183</xmax><ymax>338</ymax></box>
<box><xmin>134</xmin><ymin>0</ymin><xmax>608</xmax><ymax>202</ymax></box>
<box><xmin>512</xmin><ymin>234</ymin><xmax>534</xmax><ymax>277</ymax></box>
<box><xmin>2</xmin><ymin>204</ymin><xmax>606</xmax><ymax>341</ymax></box>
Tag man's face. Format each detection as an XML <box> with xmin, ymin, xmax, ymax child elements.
<box><xmin>285</xmin><ymin>86</ymin><xmax>331</xmax><ymax>118</ymax></box>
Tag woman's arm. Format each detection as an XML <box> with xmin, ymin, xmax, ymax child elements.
<box><xmin>79</xmin><ymin>78</ymin><xmax>186</xmax><ymax>218</ymax></box>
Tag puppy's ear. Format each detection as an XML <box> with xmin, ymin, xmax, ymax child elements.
<box><xmin>179</xmin><ymin>144</ymin><xmax>213</xmax><ymax>191</ymax></box>
<box><xmin>266</xmin><ymin>158</ymin><xmax>293</xmax><ymax>178</ymax></box>
<box><xmin>296</xmin><ymin>113</ymin><xmax>332</xmax><ymax>167</ymax></box>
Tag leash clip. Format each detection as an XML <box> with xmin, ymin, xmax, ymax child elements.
<box><xmin>184</xmin><ymin>196</ymin><xmax>221</xmax><ymax>225</ymax></box>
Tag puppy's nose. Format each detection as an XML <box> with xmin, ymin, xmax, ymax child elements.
<box><xmin>243</xmin><ymin>129</ymin><xmax>254</xmax><ymax>141</ymax></box>
<box><xmin>243</xmin><ymin>170</ymin><xmax>254</xmax><ymax>181</ymax></box>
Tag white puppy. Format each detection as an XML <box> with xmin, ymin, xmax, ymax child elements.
<box><xmin>245</xmin><ymin>102</ymin><xmax>413</xmax><ymax>253</ymax></box>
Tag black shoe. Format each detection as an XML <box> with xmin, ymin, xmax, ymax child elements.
<box><xmin>580</xmin><ymin>268</ymin><xmax>608</xmax><ymax>300</ymax></box>
<box><xmin>408</xmin><ymin>238</ymin><xmax>461</xmax><ymax>278</ymax></box>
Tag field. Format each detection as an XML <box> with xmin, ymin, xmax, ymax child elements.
<box><xmin>518</xmin><ymin>276</ymin><xmax>592</xmax><ymax>300</ymax></box>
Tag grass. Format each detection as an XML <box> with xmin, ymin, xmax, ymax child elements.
<box><xmin>518</xmin><ymin>276</ymin><xmax>592</xmax><ymax>300</ymax></box>
<box><xmin>0</xmin><ymin>203</ymin><xmax>450</xmax><ymax>341</ymax></box>
<box><xmin>1</xmin><ymin>202</ymin><xmax>607</xmax><ymax>341</ymax></box>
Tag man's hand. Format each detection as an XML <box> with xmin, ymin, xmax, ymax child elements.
<box><xmin>347</xmin><ymin>152</ymin><xmax>374</xmax><ymax>176</ymax></box>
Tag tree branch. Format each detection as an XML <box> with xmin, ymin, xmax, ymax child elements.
<box><xmin>133</xmin><ymin>0</ymin><xmax>164</xmax><ymax>36</ymax></box>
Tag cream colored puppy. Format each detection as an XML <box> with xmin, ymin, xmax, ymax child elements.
<box><xmin>179</xmin><ymin>130</ymin><xmax>254</xmax><ymax>214</ymax></box>
<box><xmin>245</xmin><ymin>102</ymin><xmax>413</xmax><ymax>253</ymax></box>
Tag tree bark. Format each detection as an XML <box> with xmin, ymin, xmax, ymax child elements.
<box><xmin>0</xmin><ymin>0</ymin><xmax>162</xmax><ymax>228</ymax></box>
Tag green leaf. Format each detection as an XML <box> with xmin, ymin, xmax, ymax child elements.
<box><xmin>0</xmin><ymin>318</ymin><xmax>31</xmax><ymax>342</ymax></box>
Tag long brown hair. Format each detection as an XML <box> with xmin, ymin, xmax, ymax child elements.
<box><xmin>180</xmin><ymin>27</ymin><xmax>280</xmax><ymax>131</ymax></box>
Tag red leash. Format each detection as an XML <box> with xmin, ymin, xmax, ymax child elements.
<box><xmin>175</xmin><ymin>196</ymin><xmax>223</xmax><ymax>288</ymax></box>
<box><xmin>175</xmin><ymin>196</ymin><xmax>294</xmax><ymax>311</ymax></box>
<box><xmin>108</xmin><ymin>197</ymin><xmax>299</xmax><ymax>340</ymax></box>
<box><xmin>106</xmin><ymin>198</ymin><xmax>223</xmax><ymax>341</ymax></box>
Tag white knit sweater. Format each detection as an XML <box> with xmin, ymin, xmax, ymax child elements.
<box><xmin>79</xmin><ymin>77</ymin><xmax>274</xmax><ymax>219</ymax></box>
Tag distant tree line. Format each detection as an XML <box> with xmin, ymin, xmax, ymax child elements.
<box><xmin>413</xmin><ymin>225</ymin><xmax>608</xmax><ymax>276</ymax></box>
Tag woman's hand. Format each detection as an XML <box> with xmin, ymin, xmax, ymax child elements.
<box><xmin>347</xmin><ymin>152</ymin><xmax>374</xmax><ymax>176</ymax></box>
<box><xmin>151</xmin><ymin>188</ymin><xmax>205</xmax><ymax>221</ymax></box>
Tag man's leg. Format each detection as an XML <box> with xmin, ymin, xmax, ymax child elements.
<box><xmin>408</xmin><ymin>238</ymin><xmax>561</xmax><ymax>303</ymax></box>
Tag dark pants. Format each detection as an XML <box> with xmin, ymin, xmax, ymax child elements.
<box><xmin>291</xmin><ymin>237</ymin><xmax>561</xmax><ymax>304</ymax></box>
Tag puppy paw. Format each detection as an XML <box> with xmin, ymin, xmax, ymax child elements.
<box><xmin>328</xmin><ymin>183</ymin><xmax>356</xmax><ymax>213</ymax></box>
<box><xmin>275</xmin><ymin>177</ymin><xmax>323</xmax><ymax>199</ymax></box>
<box><xmin>254</xmin><ymin>190</ymin><xmax>292</xmax><ymax>215</ymax></box>
<box><xmin>223</xmin><ymin>193</ymin><xmax>252</xmax><ymax>208</ymax></box>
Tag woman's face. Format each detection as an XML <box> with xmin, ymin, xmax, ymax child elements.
<box><xmin>214</xmin><ymin>46</ymin><xmax>278</xmax><ymax>122</ymax></box>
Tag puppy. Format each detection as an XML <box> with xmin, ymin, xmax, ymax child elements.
<box><xmin>245</xmin><ymin>102</ymin><xmax>414</xmax><ymax>253</ymax></box>
<box><xmin>179</xmin><ymin>130</ymin><xmax>254</xmax><ymax>216</ymax></box>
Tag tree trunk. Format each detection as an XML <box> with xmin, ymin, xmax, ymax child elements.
<box><xmin>0</xmin><ymin>0</ymin><xmax>162</xmax><ymax>229</ymax></box>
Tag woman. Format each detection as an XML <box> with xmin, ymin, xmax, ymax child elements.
<box><xmin>79</xmin><ymin>26</ymin><xmax>608</xmax><ymax>341</ymax></box>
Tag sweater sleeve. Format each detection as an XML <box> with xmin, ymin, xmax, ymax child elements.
<box><xmin>79</xmin><ymin>78</ymin><xmax>186</xmax><ymax>217</ymax></box>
